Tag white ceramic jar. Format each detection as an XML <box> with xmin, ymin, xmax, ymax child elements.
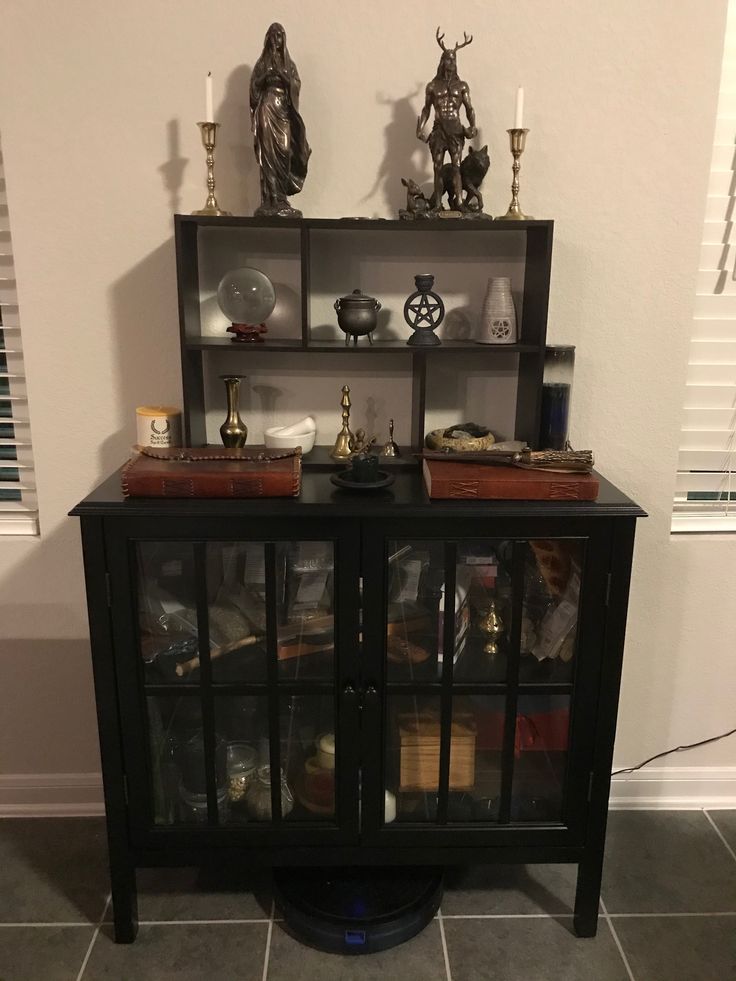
<box><xmin>476</xmin><ymin>277</ymin><xmax>517</xmax><ymax>344</ymax></box>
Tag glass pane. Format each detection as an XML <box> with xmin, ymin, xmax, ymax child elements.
<box><xmin>386</xmin><ymin>695</ymin><xmax>442</xmax><ymax>823</ymax></box>
<box><xmin>147</xmin><ymin>695</ymin><xmax>229</xmax><ymax>825</ymax></box>
<box><xmin>453</xmin><ymin>541</ymin><xmax>513</xmax><ymax>684</ymax></box>
<box><xmin>511</xmin><ymin>693</ymin><xmax>571</xmax><ymax>822</ymax></box>
<box><xmin>278</xmin><ymin>542</ymin><xmax>335</xmax><ymax>682</ymax></box>
<box><xmin>137</xmin><ymin>543</ymin><xmax>200</xmax><ymax>684</ymax></box>
<box><xmin>386</xmin><ymin>542</ymin><xmax>444</xmax><ymax>682</ymax></box>
<box><xmin>206</xmin><ymin>543</ymin><xmax>267</xmax><ymax>684</ymax></box>
<box><xmin>519</xmin><ymin>540</ymin><xmax>583</xmax><ymax>684</ymax></box>
<box><xmin>281</xmin><ymin>694</ymin><xmax>336</xmax><ymax>822</ymax></box>
<box><xmin>448</xmin><ymin>695</ymin><xmax>504</xmax><ymax>822</ymax></box>
<box><xmin>215</xmin><ymin>696</ymin><xmax>270</xmax><ymax>824</ymax></box>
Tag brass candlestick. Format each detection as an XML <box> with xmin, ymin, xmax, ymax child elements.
<box><xmin>330</xmin><ymin>385</ymin><xmax>354</xmax><ymax>459</ymax></box>
<box><xmin>501</xmin><ymin>128</ymin><xmax>533</xmax><ymax>221</ymax></box>
<box><xmin>192</xmin><ymin>122</ymin><xmax>231</xmax><ymax>217</ymax></box>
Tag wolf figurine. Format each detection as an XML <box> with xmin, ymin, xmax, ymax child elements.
<box><xmin>435</xmin><ymin>144</ymin><xmax>490</xmax><ymax>212</ymax></box>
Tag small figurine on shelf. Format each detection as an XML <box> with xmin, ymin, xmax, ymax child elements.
<box><xmin>399</xmin><ymin>178</ymin><xmax>431</xmax><ymax>220</ymax></box>
<box><xmin>349</xmin><ymin>429</ymin><xmax>377</xmax><ymax>457</ymax></box>
<box><xmin>250</xmin><ymin>23</ymin><xmax>311</xmax><ymax>218</ymax></box>
<box><xmin>433</xmin><ymin>144</ymin><xmax>490</xmax><ymax>214</ymax></box>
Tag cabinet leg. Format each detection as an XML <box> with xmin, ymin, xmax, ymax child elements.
<box><xmin>573</xmin><ymin>854</ymin><xmax>603</xmax><ymax>938</ymax></box>
<box><xmin>109</xmin><ymin>858</ymin><xmax>138</xmax><ymax>943</ymax></box>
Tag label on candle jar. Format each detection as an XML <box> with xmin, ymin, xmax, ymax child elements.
<box><xmin>136</xmin><ymin>406</ymin><xmax>182</xmax><ymax>448</ymax></box>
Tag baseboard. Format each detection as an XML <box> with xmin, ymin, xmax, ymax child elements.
<box><xmin>1</xmin><ymin>767</ymin><xmax>734</xmax><ymax>817</ymax></box>
<box><xmin>609</xmin><ymin>766</ymin><xmax>736</xmax><ymax>809</ymax></box>
<box><xmin>0</xmin><ymin>773</ymin><xmax>105</xmax><ymax>817</ymax></box>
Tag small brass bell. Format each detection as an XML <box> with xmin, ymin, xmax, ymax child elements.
<box><xmin>380</xmin><ymin>418</ymin><xmax>400</xmax><ymax>457</ymax></box>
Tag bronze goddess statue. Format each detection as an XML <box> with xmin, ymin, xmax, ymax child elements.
<box><xmin>250</xmin><ymin>23</ymin><xmax>311</xmax><ymax>217</ymax></box>
<box><xmin>416</xmin><ymin>28</ymin><xmax>479</xmax><ymax>215</ymax></box>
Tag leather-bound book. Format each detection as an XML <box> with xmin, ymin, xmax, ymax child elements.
<box><xmin>423</xmin><ymin>459</ymin><xmax>599</xmax><ymax>501</ymax></box>
<box><xmin>122</xmin><ymin>447</ymin><xmax>301</xmax><ymax>499</ymax></box>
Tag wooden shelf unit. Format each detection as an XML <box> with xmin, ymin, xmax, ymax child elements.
<box><xmin>174</xmin><ymin>215</ymin><xmax>554</xmax><ymax>458</ymax></box>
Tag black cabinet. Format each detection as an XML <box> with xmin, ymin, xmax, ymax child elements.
<box><xmin>73</xmin><ymin>469</ymin><xmax>643</xmax><ymax>943</ymax></box>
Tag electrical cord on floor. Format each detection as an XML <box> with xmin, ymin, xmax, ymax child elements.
<box><xmin>611</xmin><ymin>725</ymin><xmax>736</xmax><ymax>775</ymax></box>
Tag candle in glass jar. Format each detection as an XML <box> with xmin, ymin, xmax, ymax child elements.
<box><xmin>514</xmin><ymin>86</ymin><xmax>524</xmax><ymax>128</ymax></box>
<box><xmin>206</xmin><ymin>71</ymin><xmax>214</xmax><ymax>122</ymax></box>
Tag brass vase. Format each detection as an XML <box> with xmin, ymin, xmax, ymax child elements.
<box><xmin>220</xmin><ymin>375</ymin><xmax>248</xmax><ymax>448</ymax></box>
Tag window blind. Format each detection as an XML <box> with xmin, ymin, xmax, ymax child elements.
<box><xmin>0</xmin><ymin>145</ymin><xmax>38</xmax><ymax>535</ymax></box>
<box><xmin>673</xmin><ymin>11</ymin><xmax>736</xmax><ymax>532</ymax></box>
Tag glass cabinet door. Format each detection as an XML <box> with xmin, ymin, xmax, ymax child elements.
<box><xmin>380</xmin><ymin>536</ymin><xmax>586</xmax><ymax>830</ymax></box>
<box><xmin>124</xmin><ymin>535</ymin><xmax>351</xmax><ymax>835</ymax></box>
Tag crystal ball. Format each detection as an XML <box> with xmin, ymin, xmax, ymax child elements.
<box><xmin>217</xmin><ymin>266</ymin><xmax>276</xmax><ymax>325</ymax></box>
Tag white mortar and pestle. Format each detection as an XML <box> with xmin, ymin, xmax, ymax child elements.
<box><xmin>264</xmin><ymin>415</ymin><xmax>317</xmax><ymax>454</ymax></box>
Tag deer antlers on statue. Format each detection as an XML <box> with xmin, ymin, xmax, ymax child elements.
<box><xmin>436</xmin><ymin>26</ymin><xmax>473</xmax><ymax>52</ymax></box>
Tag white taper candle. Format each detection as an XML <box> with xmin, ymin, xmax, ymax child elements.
<box><xmin>514</xmin><ymin>86</ymin><xmax>524</xmax><ymax>129</ymax></box>
<box><xmin>206</xmin><ymin>72</ymin><xmax>214</xmax><ymax>122</ymax></box>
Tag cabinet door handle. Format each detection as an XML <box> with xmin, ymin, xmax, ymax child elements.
<box><xmin>364</xmin><ymin>685</ymin><xmax>378</xmax><ymax>698</ymax></box>
<box><xmin>342</xmin><ymin>683</ymin><xmax>357</xmax><ymax>697</ymax></box>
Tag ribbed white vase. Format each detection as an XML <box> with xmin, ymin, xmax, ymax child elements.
<box><xmin>476</xmin><ymin>277</ymin><xmax>517</xmax><ymax>344</ymax></box>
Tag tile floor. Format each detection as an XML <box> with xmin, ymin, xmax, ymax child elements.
<box><xmin>0</xmin><ymin>811</ymin><xmax>735</xmax><ymax>980</ymax></box>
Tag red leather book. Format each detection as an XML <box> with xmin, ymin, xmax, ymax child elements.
<box><xmin>122</xmin><ymin>447</ymin><xmax>301</xmax><ymax>498</ymax></box>
<box><xmin>422</xmin><ymin>459</ymin><xmax>599</xmax><ymax>501</ymax></box>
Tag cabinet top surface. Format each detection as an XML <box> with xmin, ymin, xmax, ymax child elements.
<box><xmin>71</xmin><ymin>468</ymin><xmax>645</xmax><ymax>520</ymax></box>
<box><xmin>175</xmin><ymin>214</ymin><xmax>553</xmax><ymax>232</ymax></box>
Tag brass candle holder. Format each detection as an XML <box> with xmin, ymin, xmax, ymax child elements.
<box><xmin>192</xmin><ymin>122</ymin><xmax>231</xmax><ymax>217</ymax></box>
<box><xmin>501</xmin><ymin>128</ymin><xmax>533</xmax><ymax>221</ymax></box>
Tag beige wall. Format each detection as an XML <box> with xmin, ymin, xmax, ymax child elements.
<box><xmin>0</xmin><ymin>1</ymin><xmax>731</xmax><ymax>799</ymax></box>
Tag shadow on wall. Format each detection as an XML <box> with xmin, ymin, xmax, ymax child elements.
<box><xmin>101</xmin><ymin>238</ymin><xmax>181</xmax><ymax>474</ymax></box>
<box><xmin>362</xmin><ymin>88</ymin><xmax>432</xmax><ymax>216</ymax></box>
<box><xmin>0</xmin><ymin>524</ymin><xmax>100</xmax><ymax>777</ymax></box>
<box><xmin>714</xmin><ymin>139</ymin><xmax>736</xmax><ymax>294</ymax></box>
<box><xmin>159</xmin><ymin>119</ymin><xmax>189</xmax><ymax>214</ymax></box>
<box><xmin>217</xmin><ymin>64</ymin><xmax>258</xmax><ymax>217</ymax></box>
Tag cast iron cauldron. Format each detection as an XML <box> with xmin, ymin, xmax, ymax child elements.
<box><xmin>334</xmin><ymin>288</ymin><xmax>381</xmax><ymax>346</ymax></box>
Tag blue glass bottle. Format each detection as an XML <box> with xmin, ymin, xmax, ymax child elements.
<box><xmin>539</xmin><ymin>346</ymin><xmax>575</xmax><ymax>450</ymax></box>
